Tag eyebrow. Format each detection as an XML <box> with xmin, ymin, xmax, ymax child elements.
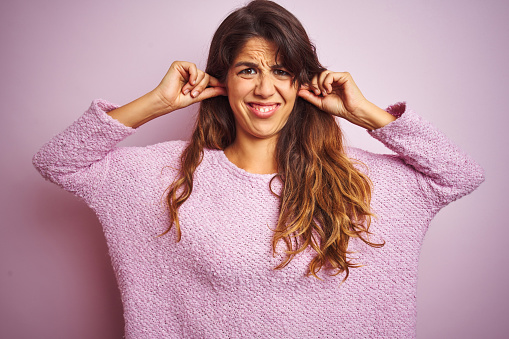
<box><xmin>233</xmin><ymin>61</ymin><xmax>287</xmax><ymax>70</ymax></box>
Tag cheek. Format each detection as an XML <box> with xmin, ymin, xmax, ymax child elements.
<box><xmin>225</xmin><ymin>77</ymin><xmax>237</xmax><ymax>96</ymax></box>
<box><xmin>227</xmin><ymin>82</ymin><xmax>252</xmax><ymax>105</ymax></box>
<box><xmin>227</xmin><ymin>88</ymin><xmax>241</xmax><ymax>110</ymax></box>
<box><xmin>285</xmin><ymin>89</ymin><xmax>298</xmax><ymax>105</ymax></box>
<box><xmin>226</xmin><ymin>85</ymin><xmax>246</xmax><ymax>116</ymax></box>
<box><xmin>278</xmin><ymin>82</ymin><xmax>299</xmax><ymax>102</ymax></box>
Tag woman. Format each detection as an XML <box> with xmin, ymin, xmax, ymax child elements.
<box><xmin>33</xmin><ymin>0</ymin><xmax>484</xmax><ymax>337</ymax></box>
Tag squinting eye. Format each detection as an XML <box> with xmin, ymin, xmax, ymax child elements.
<box><xmin>239</xmin><ymin>68</ymin><xmax>257</xmax><ymax>75</ymax></box>
<box><xmin>274</xmin><ymin>69</ymin><xmax>291</xmax><ymax>77</ymax></box>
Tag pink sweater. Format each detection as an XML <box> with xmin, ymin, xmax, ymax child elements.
<box><xmin>33</xmin><ymin>100</ymin><xmax>484</xmax><ymax>338</ymax></box>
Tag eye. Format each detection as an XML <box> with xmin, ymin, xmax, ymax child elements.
<box><xmin>274</xmin><ymin>69</ymin><xmax>291</xmax><ymax>77</ymax></box>
<box><xmin>239</xmin><ymin>68</ymin><xmax>257</xmax><ymax>75</ymax></box>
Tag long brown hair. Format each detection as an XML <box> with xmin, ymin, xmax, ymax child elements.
<box><xmin>164</xmin><ymin>0</ymin><xmax>383</xmax><ymax>281</ymax></box>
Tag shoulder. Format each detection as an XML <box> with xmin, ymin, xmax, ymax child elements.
<box><xmin>346</xmin><ymin>146</ymin><xmax>419</xmax><ymax>186</ymax></box>
<box><xmin>106</xmin><ymin>140</ymin><xmax>189</xmax><ymax>172</ymax></box>
<box><xmin>113</xmin><ymin>139</ymin><xmax>187</xmax><ymax>156</ymax></box>
<box><xmin>346</xmin><ymin>146</ymin><xmax>401</xmax><ymax>170</ymax></box>
<box><xmin>346</xmin><ymin>146</ymin><xmax>433</xmax><ymax>216</ymax></box>
<box><xmin>144</xmin><ymin>140</ymin><xmax>189</xmax><ymax>157</ymax></box>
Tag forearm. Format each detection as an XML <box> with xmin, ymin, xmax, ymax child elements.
<box><xmin>107</xmin><ymin>90</ymin><xmax>171</xmax><ymax>128</ymax></box>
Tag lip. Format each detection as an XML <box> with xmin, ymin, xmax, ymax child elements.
<box><xmin>247</xmin><ymin>102</ymin><xmax>281</xmax><ymax>118</ymax></box>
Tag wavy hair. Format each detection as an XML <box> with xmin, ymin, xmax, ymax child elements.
<box><xmin>164</xmin><ymin>0</ymin><xmax>383</xmax><ymax>281</ymax></box>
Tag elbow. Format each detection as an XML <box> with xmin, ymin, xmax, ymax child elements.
<box><xmin>447</xmin><ymin>159</ymin><xmax>485</xmax><ymax>201</ymax></box>
<box><xmin>467</xmin><ymin>160</ymin><xmax>486</xmax><ymax>192</ymax></box>
<box><xmin>32</xmin><ymin>149</ymin><xmax>48</xmax><ymax>179</ymax></box>
<box><xmin>32</xmin><ymin>147</ymin><xmax>61</xmax><ymax>183</ymax></box>
<box><xmin>428</xmin><ymin>158</ymin><xmax>485</xmax><ymax>206</ymax></box>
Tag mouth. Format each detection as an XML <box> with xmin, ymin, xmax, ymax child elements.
<box><xmin>247</xmin><ymin>102</ymin><xmax>281</xmax><ymax>118</ymax></box>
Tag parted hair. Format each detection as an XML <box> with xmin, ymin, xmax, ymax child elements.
<box><xmin>164</xmin><ymin>0</ymin><xmax>383</xmax><ymax>281</ymax></box>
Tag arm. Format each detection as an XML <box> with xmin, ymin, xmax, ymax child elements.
<box><xmin>298</xmin><ymin>71</ymin><xmax>484</xmax><ymax>207</ymax></box>
<box><xmin>107</xmin><ymin>61</ymin><xmax>226</xmax><ymax>128</ymax></box>
<box><xmin>368</xmin><ymin>102</ymin><xmax>485</xmax><ymax>207</ymax></box>
<box><xmin>33</xmin><ymin>61</ymin><xmax>226</xmax><ymax>200</ymax></box>
<box><xmin>32</xmin><ymin>100</ymin><xmax>134</xmax><ymax>201</ymax></box>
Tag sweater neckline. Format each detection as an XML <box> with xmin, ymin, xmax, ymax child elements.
<box><xmin>213</xmin><ymin>149</ymin><xmax>278</xmax><ymax>182</ymax></box>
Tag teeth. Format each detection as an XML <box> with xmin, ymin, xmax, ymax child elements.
<box><xmin>252</xmin><ymin>104</ymin><xmax>276</xmax><ymax>113</ymax></box>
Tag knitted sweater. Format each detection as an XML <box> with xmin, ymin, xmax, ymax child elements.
<box><xmin>33</xmin><ymin>100</ymin><xmax>484</xmax><ymax>338</ymax></box>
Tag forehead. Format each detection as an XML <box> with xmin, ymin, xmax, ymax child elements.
<box><xmin>233</xmin><ymin>38</ymin><xmax>279</xmax><ymax>65</ymax></box>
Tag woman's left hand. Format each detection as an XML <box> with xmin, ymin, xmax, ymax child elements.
<box><xmin>298</xmin><ymin>71</ymin><xmax>396</xmax><ymax>130</ymax></box>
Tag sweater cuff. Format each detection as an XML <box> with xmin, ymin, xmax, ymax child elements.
<box><xmin>367</xmin><ymin>102</ymin><xmax>414</xmax><ymax>138</ymax></box>
<box><xmin>89</xmin><ymin>99</ymin><xmax>135</xmax><ymax>132</ymax></box>
<box><xmin>385</xmin><ymin>101</ymin><xmax>406</xmax><ymax>118</ymax></box>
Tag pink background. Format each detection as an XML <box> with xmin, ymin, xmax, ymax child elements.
<box><xmin>1</xmin><ymin>0</ymin><xmax>507</xmax><ymax>338</ymax></box>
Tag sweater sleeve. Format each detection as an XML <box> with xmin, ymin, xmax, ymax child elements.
<box><xmin>368</xmin><ymin>102</ymin><xmax>485</xmax><ymax>209</ymax></box>
<box><xmin>32</xmin><ymin>99</ymin><xmax>136</xmax><ymax>202</ymax></box>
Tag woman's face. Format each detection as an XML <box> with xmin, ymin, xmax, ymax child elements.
<box><xmin>226</xmin><ymin>38</ymin><xmax>298</xmax><ymax>143</ymax></box>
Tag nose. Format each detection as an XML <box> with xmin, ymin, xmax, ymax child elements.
<box><xmin>253</xmin><ymin>74</ymin><xmax>276</xmax><ymax>98</ymax></box>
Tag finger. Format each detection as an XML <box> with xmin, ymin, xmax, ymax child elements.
<box><xmin>207</xmin><ymin>75</ymin><xmax>226</xmax><ymax>88</ymax></box>
<box><xmin>309</xmin><ymin>75</ymin><xmax>321</xmax><ymax>96</ymax></box>
<box><xmin>331</xmin><ymin>72</ymin><xmax>351</xmax><ymax>89</ymax></box>
<box><xmin>323</xmin><ymin>72</ymin><xmax>336</xmax><ymax>94</ymax></box>
<box><xmin>187</xmin><ymin>63</ymin><xmax>199</xmax><ymax>85</ymax></box>
<box><xmin>190</xmin><ymin>73</ymin><xmax>210</xmax><ymax>98</ymax></box>
<box><xmin>181</xmin><ymin>63</ymin><xmax>199</xmax><ymax>95</ymax></box>
<box><xmin>318</xmin><ymin>71</ymin><xmax>331</xmax><ymax>96</ymax></box>
<box><xmin>298</xmin><ymin>88</ymin><xmax>322</xmax><ymax>108</ymax></box>
<box><xmin>197</xmin><ymin>86</ymin><xmax>228</xmax><ymax>101</ymax></box>
<box><xmin>299</xmin><ymin>83</ymin><xmax>314</xmax><ymax>94</ymax></box>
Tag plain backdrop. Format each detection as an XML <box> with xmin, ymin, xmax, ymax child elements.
<box><xmin>1</xmin><ymin>0</ymin><xmax>508</xmax><ymax>338</ymax></box>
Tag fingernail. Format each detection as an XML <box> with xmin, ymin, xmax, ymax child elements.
<box><xmin>191</xmin><ymin>91</ymin><xmax>199</xmax><ymax>97</ymax></box>
<box><xmin>183</xmin><ymin>89</ymin><xmax>190</xmax><ymax>95</ymax></box>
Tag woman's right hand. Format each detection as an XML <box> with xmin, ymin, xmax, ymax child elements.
<box><xmin>154</xmin><ymin>61</ymin><xmax>227</xmax><ymax>114</ymax></box>
<box><xmin>108</xmin><ymin>61</ymin><xmax>226</xmax><ymax>128</ymax></box>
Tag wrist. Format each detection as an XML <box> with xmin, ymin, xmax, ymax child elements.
<box><xmin>145</xmin><ymin>89</ymin><xmax>176</xmax><ymax>117</ymax></box>
<box><xmin>353</xmin><ymin>101</ymin><xmax>397</xmax><ymax>130</ymax></box>
<box><xmin>107</xmin><ymin>91</ymin><xmax>173</xmax><ymax>128</ymax></box>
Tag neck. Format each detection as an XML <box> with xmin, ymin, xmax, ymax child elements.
<box><xmin>224</xmin><ymin>136</ymin><xmax>278</xmax><ymax>175</ymax></box>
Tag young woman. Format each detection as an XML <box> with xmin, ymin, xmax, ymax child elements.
<box><xmin>33</xmin><ymin>0</ymin><xmax>484</xmax><ymax>337</ymax></box>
